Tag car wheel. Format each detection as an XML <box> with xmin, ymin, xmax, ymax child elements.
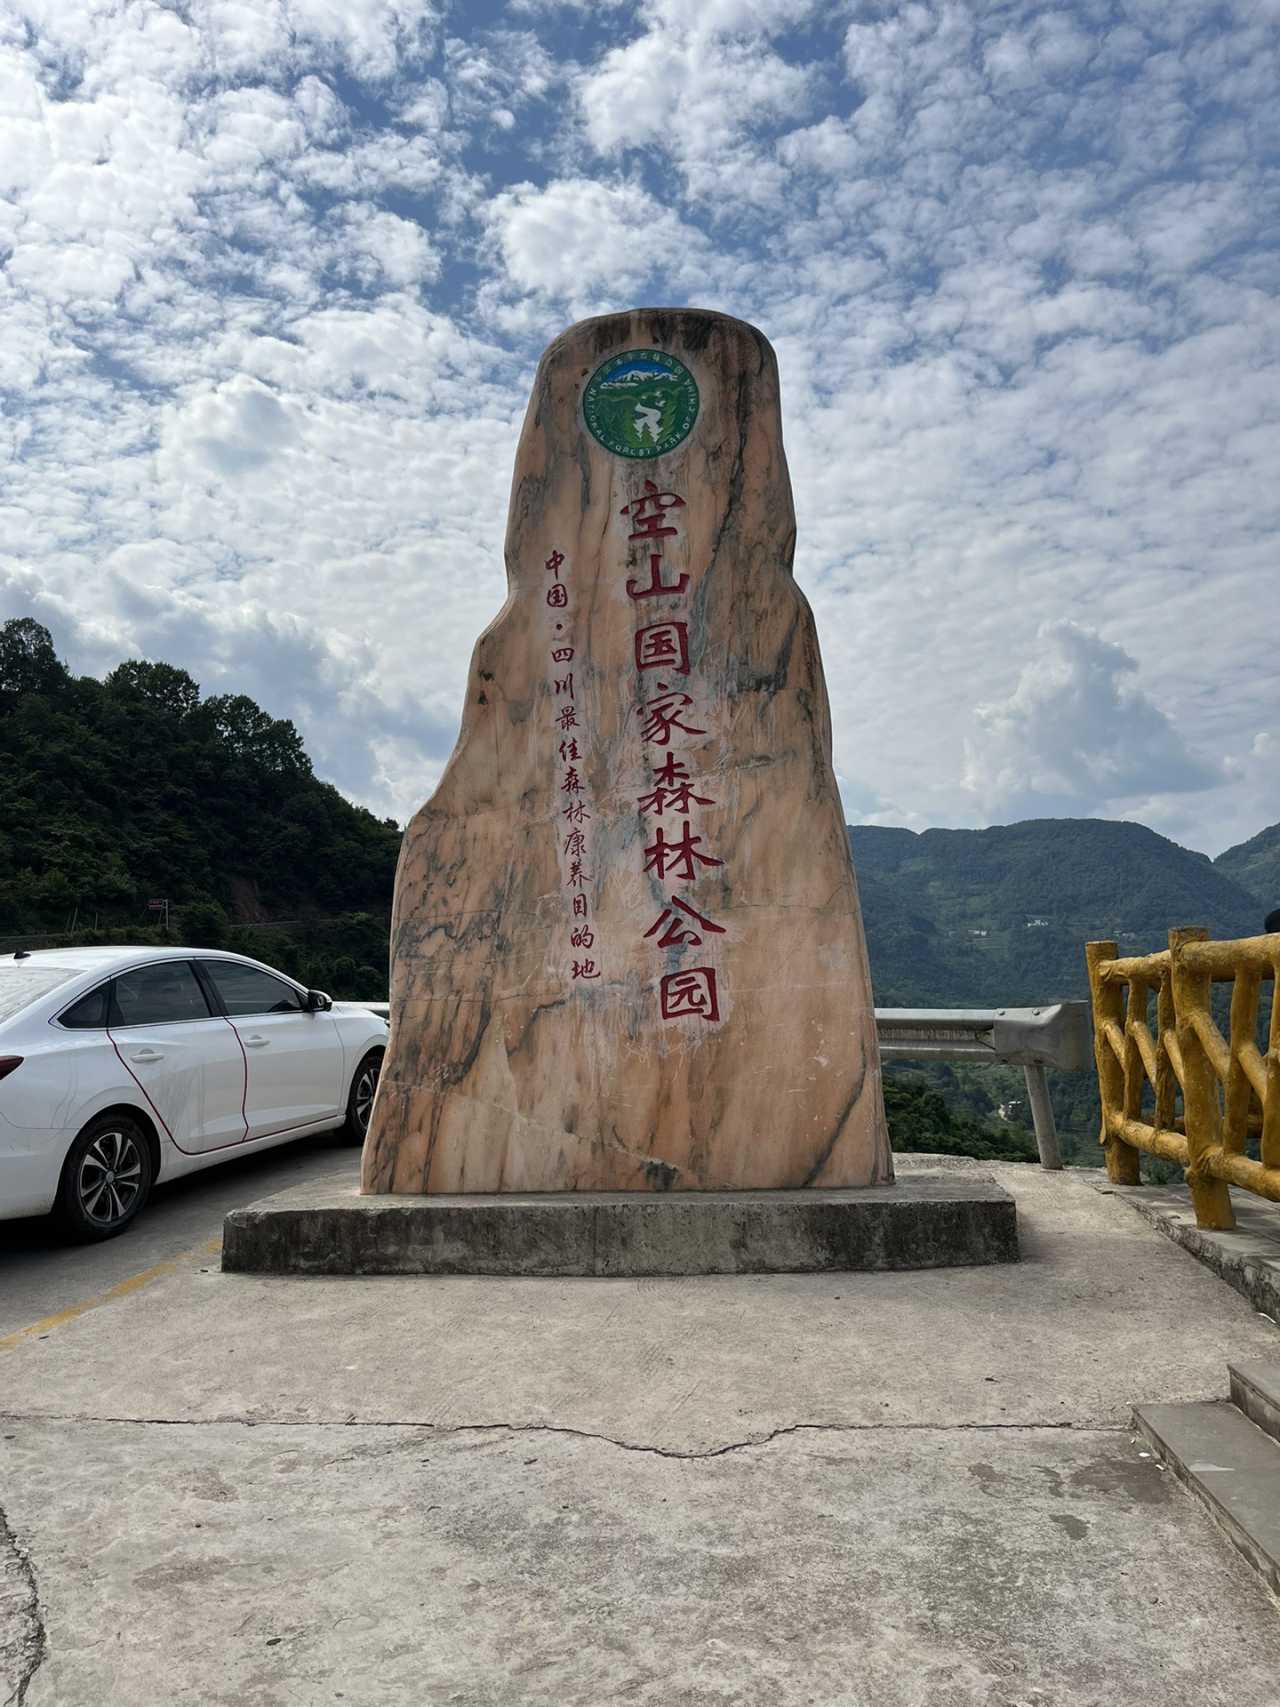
<box><xmin>342</xmin><ymin>1049</ymin><xmax>383</xmax><ymax>1145</ymax></box>
<box><xmin>56</xmin><ymin>1113</ymin><xmax>154</xmax><ymax>1242</ymax></box>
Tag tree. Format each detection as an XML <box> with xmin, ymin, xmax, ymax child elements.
<box><xmin>883</xmin><ymin>1071</ymin><xmax>1039</xmax><ymax>1162</ymax></box>
<box><xmin>0</xmin><ymin>618</ymin><xmax>69</xmax><ymax>700</ymax></box>
<box><xmin>106</xmin><ymin>659</ymin><xmax>201</xmax><ymax>718</ymax></box>
<box><xmin>0</xmin><ymin>629</ymin><xmax>398</xmax><ymax>948</ymax></box>
<box><xmin>178</xmin><ymin>900</ymin><xmax>230</xmax><ymax>948</ymax></box>
<box><xmin>203</xmin><ymin>694</ymin><xmax>311</xmax><ymax>775</ymax></box>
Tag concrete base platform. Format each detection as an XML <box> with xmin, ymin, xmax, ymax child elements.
<box><xmin>221</xmin><ymin>1172</ymin><xmax>1018</xmax><ymax>1276</ymax></box>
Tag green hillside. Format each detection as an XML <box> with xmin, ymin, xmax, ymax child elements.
<box><xmin>1215</xmin><ymin>824</ymin><xmax>1280</xmax><ymax>911</ymax></box>
<box><xmin>0</xmin><ymin>618</ymin><xmax>399</xmax><ymax>996</ymax></box>
<box><xmin>851</xmin><ymin>818</ymin><xmax>1261</xmax><ymax>1007</ymax></box>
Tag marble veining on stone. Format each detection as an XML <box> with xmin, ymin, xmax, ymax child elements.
<box><xmin>362</xmin><ymin>307</ymin><xmax>892</xmax><ymax>1194</ymax></box>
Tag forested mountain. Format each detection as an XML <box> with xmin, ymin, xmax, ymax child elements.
<box><xmin>0</xmin><ymin>619</ymin><xmax>399</xmax><ymax>996</ymax></box>
<box><xmin>852</xmin><ymin>818</ymin><xmax>1264</xmax><ymax>1008</ymax></box>
<box><xmin>1215</xmin><ymin>824</ymin><xmax>1280</xmax><ymax>911</ymax></box>
<box><xmin>3</xmin><ymin>616</ymin><xmax>1275</xmax><ymax>1160</ymax></box>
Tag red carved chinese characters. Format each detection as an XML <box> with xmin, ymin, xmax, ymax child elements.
<box><xmin>642</xmin><ymin>822</ymin><xmax>724</xmax><ymax>884</ymax></box>
<box><xmin>615</xmin><ymin>477</ymin><xmax>728</xmax><ymax>1025</ymax></box>
<box><xmin>637</xmin><ymin>753</ymin><xmax>715</xmax><ymax>817</ymax></box>
<box><xmin>661</xmin><ymin>967</ymin><xmax>720</xmax><ymax>1022</ymax></box>
<box><xmin>622</xmin><ymin>481</ymin><xmax>686</xmax><ymax>542</ymax></box>
<box><xmin>543</xmin><ymin>546</ymin><xmax>603</xmax><ymax>985</ymax></box>
<box><xmin>639</xmin><ymin>686</ymin><xmax>706</xmax><ymax>747</ymax></box>
<box><xmin>644</xmin><ymin>896</ymin><xmax>726</xmax><ymax>949</ymax></box>
<box><xmin>627</xmin><ymin>552</ymin><xmax>689</xmax><ymax>600</ymax></box>
<box><xmin>622</xmin><ymin>482</ymin><xmax>690</xmax><ymax>597</ymax></box>
<box><xmin>635</xmin><ymin>620</ymin><xmax>689</xmax><ymax>676</ymax></box>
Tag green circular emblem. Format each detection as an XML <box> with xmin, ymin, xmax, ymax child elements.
<box><xmin>582</xmin><ymin>349</ymin><xmax>699</xmax><ymax>460</ymax></box>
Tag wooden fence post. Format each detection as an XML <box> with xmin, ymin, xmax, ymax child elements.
<box><xmin>1086</xmin><ymin>940</ymin><xmax>1138</xmax><ymax>1185</ymax></box>
<box><xmin>1224</xmin><ymin>969</ymin><xmax>1262</xmax><ymax>1155</ymax></box>
<box><xmin>1262</xmin><ymin>956</ymin><xmax>1280</xmax><ymax>1173</ymax></box>
<box><xmin>1154</xmin><ymin>966</ymin><xmax>1177</xmax><ymax>1135</ymax></box>
<box><xmin>1169</xmin><ymin>926</ymin><xmax>1235</xmax><ymax>1231</ymax></box>
<box><xmin>1123</xmin><ymin>976</ymin><xmax>1148</xmax><ymax>1134</ymax></box>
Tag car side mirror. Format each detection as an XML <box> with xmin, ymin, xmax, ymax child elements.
<box><xmin>306</xmin><ymin>989</ymin><xmax>333</xmax><ymax>1012</ymax></box>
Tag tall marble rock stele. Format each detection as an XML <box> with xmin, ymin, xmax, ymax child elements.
<box><xmin>362</xmin><ymin>308</ymin><xmax>892</xmax><ymax>1195</ymax></box>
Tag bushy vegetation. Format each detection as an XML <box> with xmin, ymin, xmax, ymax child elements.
<box><xmin>883</xmin><ymin>1068</ymin><xmax>1040</xmax><ymax>1162</ymax></box>
<box><xmin>0</xmin><ymin>619</ymin><xmax>399</xmax><ymax>997</ymax></box>
<box><xmin>882</xmin><ymin>1060</ymin><xmax>1100</xmax><ymax>1165</ymax></box>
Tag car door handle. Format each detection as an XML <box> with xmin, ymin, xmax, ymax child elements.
<box><xmin>130</xmin><ymin>1049</ymin><xmax>164</xmax><ymax>1063</ymax></box>
<box><xmin>241</xmin><ymin>1036</ymin><xmax>270</xmax><ymax>1048</ymax></box>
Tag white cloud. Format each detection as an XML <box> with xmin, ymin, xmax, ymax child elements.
<box><xmin>0</xmin><ymin>0</ymin><xmax>1276</xmax><ymax>864</ymax></box>
<box><xmin>160</xmin><ymin>375</ymin><xmax>299</xmax><ymax>480</ymax></box>
<box><xmin>398</xmin><ymin>79</ymin><xmax>449</xmax><ymax>132</ymax></box>
<box><xmin>442</xmin><ymin>30</ymin><xmax>558</xmax><ymax>126</ymax></box>
<box><xmin>961</xmin><ymin>622</ymin><xmax>1222</xmax><ymax>819</ymax></box>
<box><xmin>576</xmin><ymin>2</ymin><xmax>816</xmax><ymax>201</ymax></box>
<box><xmin>338</xmin><ymin>207</ymin><xmax>440</xmax><ymax>287</ymax></box>
<box><xmin>484</xmin><ymin>177</ymin><xmax>712</xmax><ymax>302</ymax></box>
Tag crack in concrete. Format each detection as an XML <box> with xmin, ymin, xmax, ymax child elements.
<box><xmin>0</xmin><ymin>1414</ymin><xmax>1124</xmax><ymax>1463</ymax></box>
<box><xmin>0</xmin><ymin>1499</ymin><xmax>47</xmax><ymax>1707</ymax></box>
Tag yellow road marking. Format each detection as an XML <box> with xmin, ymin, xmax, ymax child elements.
<box><xmin>0</xmin><ymin>1235</ymin><xmax>222</xmax><ymax>1353</ymax></box>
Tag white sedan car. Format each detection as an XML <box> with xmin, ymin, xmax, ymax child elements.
<box><xmin>0</xmin><ymin>946</ymin><xmax>388</xmax><ymax>1240</ymax></box>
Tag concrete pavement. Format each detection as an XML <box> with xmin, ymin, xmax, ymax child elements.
<box><xmin>0</xmin><ymin>1129</ymin><xmax>361</xmax><ymax>1341</ymax></box>
<box><xmin>3</xmin><ymin>1156</ymin><xmax>1280</xmax><ymax>1704</ymax></box>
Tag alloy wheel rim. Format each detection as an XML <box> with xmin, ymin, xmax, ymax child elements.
<box><xmin>354</xmin><ymin>1066</ymin><xmax>379</xmax><ymax>1134</ymax></box>
<box><xmin>77</xmin><ymin>1129</ymin><xmax>144</xmax><ymax>1225</ymax></box>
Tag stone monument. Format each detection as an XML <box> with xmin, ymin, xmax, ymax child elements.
<box><xmin>223</xmin><ymin>309</ymin><xmax>1018</xmax><ymax>1273</ymax></box>
<box><xmin>361</xmin><ymin>307</ymin><xmax>893</xmax><ymax>1196</ymax></box>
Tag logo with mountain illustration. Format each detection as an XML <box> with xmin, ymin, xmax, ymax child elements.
<box><xmin>582</xmin><ymin>350</ymin><xmax>700</xmax><ymax>459</ymax></box>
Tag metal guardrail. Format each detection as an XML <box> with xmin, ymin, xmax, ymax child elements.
<box><xmin>351</xmin><ymin>999</ymin><xmax>1089</xmax><ymax>1173</ymax></box>
<box><xmin>877</xmin><ymin>1002</ymin><xmax>1090</xmax><ymax>1170</ymax></box>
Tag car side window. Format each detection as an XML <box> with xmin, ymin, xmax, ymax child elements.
<box><xmin>59</xmin><ymin>985</ymin><xmax>111</xmax><ymax>1029</ymax></box>
<box><xmin>109</xmin><ymin>962</ymin><xmax>212</xmax><ymax>1027</ymax></box>
<box><xmin>202</xmin><ymin>962</ymin><xmax>305</xmax><ymax>1018</ymax></box>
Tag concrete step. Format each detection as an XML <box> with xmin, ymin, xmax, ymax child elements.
<box><xmin>1134</xmin><ymin>1398</ymin><xmax>1280</xmax><ymax>1599</ymax></box>
<box><xmin>1230</xmin><ymin>1359</ymin><xmax>1280</xmax><ymax>1446</ymax></box>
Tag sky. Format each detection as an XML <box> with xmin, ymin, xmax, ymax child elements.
<box><xmin>1</xmin><ymin>0</ymin><xmax>1277</xmax><ymax>858</ymax></box>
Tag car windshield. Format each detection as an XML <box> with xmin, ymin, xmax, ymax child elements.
<box><xmin>0</xmin><ymin>965</ymin><xmax>88</xmax><ymax>1023</ymax></box>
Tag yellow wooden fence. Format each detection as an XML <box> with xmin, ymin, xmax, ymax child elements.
<box><xmin>1086</xmin><ymin>928</ymin><xmax>1280</xmax><ymax>1229</ymax></box>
